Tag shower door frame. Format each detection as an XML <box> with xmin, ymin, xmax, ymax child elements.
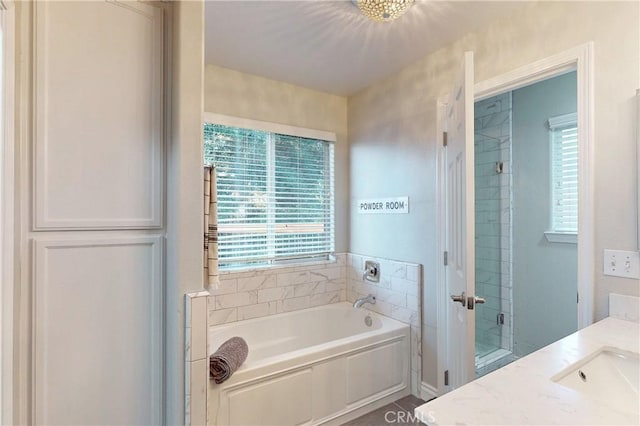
<box><xmin>434</xmin><ymin>42</ymin><xmax>595</xmax><ymax>397</ymax></box>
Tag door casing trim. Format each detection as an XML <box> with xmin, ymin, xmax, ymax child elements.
<box><xmin>1</xmin><ymin>2</ymin><xmax>15</xmax><ymax>424</ymax></box>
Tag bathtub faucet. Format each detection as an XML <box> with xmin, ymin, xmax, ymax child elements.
<box><xmin>353</xmin><ymin>294</ymin><xmax>376</xmax><ymax>308</ymax></box>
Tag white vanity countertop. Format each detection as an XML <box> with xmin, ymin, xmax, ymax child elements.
<box><xmin>415</xmin><ymin>317</ymin><xmax>640</xmax><ymax>425</ymax></box>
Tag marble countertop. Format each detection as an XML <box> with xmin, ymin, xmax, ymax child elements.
<box><xmin>415</xmin><ymin>317</ymin><xmax>640</xmax><ymax>425</ymax></box>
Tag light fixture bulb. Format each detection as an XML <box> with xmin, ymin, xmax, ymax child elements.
<box><xmin>354</xmin><ymin>0</ymin><xmax>415</xmax><ymax>23</ymax></box>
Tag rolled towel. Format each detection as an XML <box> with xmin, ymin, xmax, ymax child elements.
<box><xmin>209</xmin><ymin>337</ymin><xmax>248</xmax><ymax>384</ymax></box>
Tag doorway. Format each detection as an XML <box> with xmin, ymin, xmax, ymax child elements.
<box><xmin>473</xmin><ymin>71</ymin><xmax>578</xmax><ymax>377</ymax></box>
<box><xmin>437</xmin><ymin>43</ymin><xmax>594</xmax><ymax>393</ymax></box>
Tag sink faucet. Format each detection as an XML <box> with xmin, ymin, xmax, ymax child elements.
<box><xmin>353</xmin><ymin>294</ymin><xmax>376</xmax><ymax>308</ymax></box>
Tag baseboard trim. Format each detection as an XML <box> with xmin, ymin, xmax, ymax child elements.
<box><xmin>420</xmin><ymin>382</ymin><xmax>439</xmax><ymax>401</ymax></box>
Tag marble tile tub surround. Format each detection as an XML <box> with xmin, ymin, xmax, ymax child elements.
<box><xmin>346</xmin><ymin>253</ymin><xmax>421</xmax><ymax>325</ymax></box>
<box><xmin>208</xmin><ymin>253</ymin><xmax>348</xmax><ymax>325</ymax></box>
<box><xmin>185</xmin><ymin>291</ymin><xmax>210</xmax><ymax>426</ymax></box>
<box><xmin>346</xmin><ymin>253</ymin><xmax>423</xmax><ymax>397</ymax></box>
<box><xmin>205</xmin><ymin>252</ymin><xmax>423</xmax><ymax>397</ymax></box>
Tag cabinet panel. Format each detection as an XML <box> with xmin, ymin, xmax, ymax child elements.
<box><xmin>34</xmin><ymin>1</ymin><xmax>163</xmax><ymax>229</ymax></box>
<box><xmin>227</xmin><ymin>370</ymin><xmax>313</xmax><ymax>426</ymax></box>
<box><xmin>33</xmin><ymin>236</ymin><xmax>163</xmax><ymax>425</ymax></box>
<box><xmin>346</xmin><ymin>341</ymin><xmax>406</xmax><ymax>403</ymax></box>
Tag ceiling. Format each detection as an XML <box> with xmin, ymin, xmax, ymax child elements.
<box><xmin>205</xmin><ymin>1</ymin><xmax>525</xmax><ymax>96</ymax></box>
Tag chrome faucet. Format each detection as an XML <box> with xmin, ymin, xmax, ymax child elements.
<box><xmin>353</xmin><ymin>294</ymin><xmax>376</xmax><ymax>308</ymax></box>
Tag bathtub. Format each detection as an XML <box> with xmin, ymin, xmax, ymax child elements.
<box><xmin>207</xmin><ymin>302</ymin><xmax>411</xmax><ymax>425</ymax></box>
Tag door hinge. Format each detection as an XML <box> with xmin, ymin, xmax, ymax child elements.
<box><xmin>577</xmin><ymin>292</ymin><xmax>579</xmax><ymax>304</ymax></box>
<box><xmin>444</xmin><ymin>370</ymin><xmax>449</xmax><ymax>386</ymax></box>
<box><xmin>443</xmin><ymin>251</ymin><xmax>448</xmax><ymax>266</ymax></box>
<box><xmin>443</xmin><ymin>132</ymin><xmax>448</xmax><ymax>147</ymax></box>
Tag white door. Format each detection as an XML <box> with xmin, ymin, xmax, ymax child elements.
<box><xmin>445</xmin><ymin>51</ymin><xmax>478</xmax><ymax>388</ymax></box>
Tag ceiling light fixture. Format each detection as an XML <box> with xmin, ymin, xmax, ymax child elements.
<box><xmin>353</xmin><ymin>0</ymin><xmax>415</xmax><ymax>23</ymax></box>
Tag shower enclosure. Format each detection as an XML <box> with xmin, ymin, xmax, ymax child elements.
<box><xmin>473</xmin><ymin>93</ymin><xmax>515</xmax><ymax>375</ymax></box>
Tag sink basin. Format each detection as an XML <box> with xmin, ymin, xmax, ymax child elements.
<box><xmin>552</xmin><ymin>346</ymin><xmax>639</xmax><ymax>415</ymax></box>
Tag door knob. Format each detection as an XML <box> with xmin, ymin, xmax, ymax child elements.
<box><xmin>467</xmin><ymin>295</ymin><xmax>485</xmax><ymax>310</ymax></box>
<box><xmin>450</xmin><ymin>291</ymin><xmax>466</xmax><ymax>307</ymax></box>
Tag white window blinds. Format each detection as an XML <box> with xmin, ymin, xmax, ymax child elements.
<box><xmin>549</xmin><ymin>113</ymin><xmax>578</xmax><ymax>233</ymax></box>
<box><xmin>204</xmin><ymin>123</ymin><xmax>335</xmax><ymax>269</ymax></box>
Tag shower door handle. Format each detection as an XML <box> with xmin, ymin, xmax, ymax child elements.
<box><xmin>467</xmin><ymin>295</ymin><xmax>485</xmax><ymax>310</ymax></box>
<box><xmin>450</xmin><ymin>291</ymin><xmax>466</xmax><ymax>307</ymax></box>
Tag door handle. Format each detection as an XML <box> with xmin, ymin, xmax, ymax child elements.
<box><xmin>450</xmin><ymin>291</ymin><xmax>466</xmax><ymax>307</ymax></box>
<box><xmin>467</xmin><ymin>295</ymin><xmax>485</xmax><ymax>310</ymax></box>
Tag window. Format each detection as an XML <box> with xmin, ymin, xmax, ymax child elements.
<box><xmin>204</xmin><ymin>118</ymin><xmax>335</xmax><ymax>270</ymax></box>
<box><xmin>547</xmin><ymin>112</ymin><xmax>578</xmax><ymax>241</ymax></box>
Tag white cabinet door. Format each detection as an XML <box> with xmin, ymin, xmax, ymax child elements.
<box><xmin>30</xmin><ymin>1</ymin><xmax>165</xmax><ymax>424</ymax></box>
<box><xmin>33</xmin><ymin>237</ymin><xmax>163</xmax><ymax>426</ymax></box>
<box><xmin>34</xmin><ymin>0</ymin><xmax>163</xmax><ymax>230</ymax></box>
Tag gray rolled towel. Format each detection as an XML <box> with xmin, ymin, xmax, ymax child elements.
<box><xmin>209</xmin><ymin>336</ymin><xmax>248</xmax><ymax>384</ymax></box>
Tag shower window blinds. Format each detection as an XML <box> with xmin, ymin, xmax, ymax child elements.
<box><xmin>549</xmin><ymin>113</ymin><xmax>578</xmax><ymax>234</ymax></box>
<box><xmin>204</xmin><ymin>122</ymin><xmax>335</xmax><ymax>269</ymax></box>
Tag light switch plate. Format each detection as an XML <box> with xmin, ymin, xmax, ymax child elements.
<box><xmin>603</xmin><ymin>249</ymin><xmax>640</xmax><ymax>279</ymax></box>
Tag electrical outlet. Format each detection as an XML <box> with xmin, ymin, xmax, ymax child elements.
<box><xmin>603</xmin><ymin>249</ymin><xmax>640</xmax><ymax>279</ymax></box>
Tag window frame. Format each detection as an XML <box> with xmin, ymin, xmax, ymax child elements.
<box><xmin>545</xmin><ymin>112</ymin><xmax>578</xmax><ymax>244</ymax></box>
<box><xmin>203</xmin><ymin>113</ymin><xmax>337</xmax><ymax>270</ymax></box>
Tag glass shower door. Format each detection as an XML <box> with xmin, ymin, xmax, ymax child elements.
<box><xmin>473</xmin><ymin>93</ymin><xmax>513</xmax><ymax>373</ymax></box>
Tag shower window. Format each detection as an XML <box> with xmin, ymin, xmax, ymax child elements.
<box><xmin>548</xmin><ymin>113</ymin><xmax>578</xmax><ymax>238</ymax></box>
<box><xmin>204</xmin><ymin>121</ymin><xmax>335</xmax><ymax>270</ymax></box>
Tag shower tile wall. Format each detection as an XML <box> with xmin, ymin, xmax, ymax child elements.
<box><xmin>474</xmin><ymin>93</ymin><xmax>513</xmax><ymax>358</ymax></box>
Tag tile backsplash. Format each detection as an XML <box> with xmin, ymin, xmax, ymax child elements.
<box><xmin>609</xmin><ymin>293</ymin><xmax>640</xmax><ymax>323</ymax></box>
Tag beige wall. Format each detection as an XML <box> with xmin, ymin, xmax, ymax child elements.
<box><xmin>348</xmin><ymin>1</ymin><xmax>640</xmax><ymax>388</ymax></box>
<box><xmin>167</xmin><ymin>1</ymin><xmax>206</xmax><ymax>424</ymax></box>
<box><xmin>204</xmin><ymin>65</ymin><xmax>350</xmax><ymax>252</ymax></box>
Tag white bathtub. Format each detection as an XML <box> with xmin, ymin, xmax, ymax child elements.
<box><xmin>207</xmin><ymin>302</ymin><xmax>411</xmax><ymax>426</ymax></box>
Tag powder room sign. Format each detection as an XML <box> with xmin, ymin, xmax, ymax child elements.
<box><xmin>358</xmin><ymin>197</ymin><xmax>409</xmax><ymax>214</ymax></box>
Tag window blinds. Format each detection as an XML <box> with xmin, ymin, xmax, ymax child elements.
<box><xmin>549</xmin><ymin>113</ymin><xmax>578</xmax><ymax>233</ymax></box>
<box><xmin>204</xmin><ymin>123</ymin><xmax>335</xmax><ymax>269</ymax></box>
